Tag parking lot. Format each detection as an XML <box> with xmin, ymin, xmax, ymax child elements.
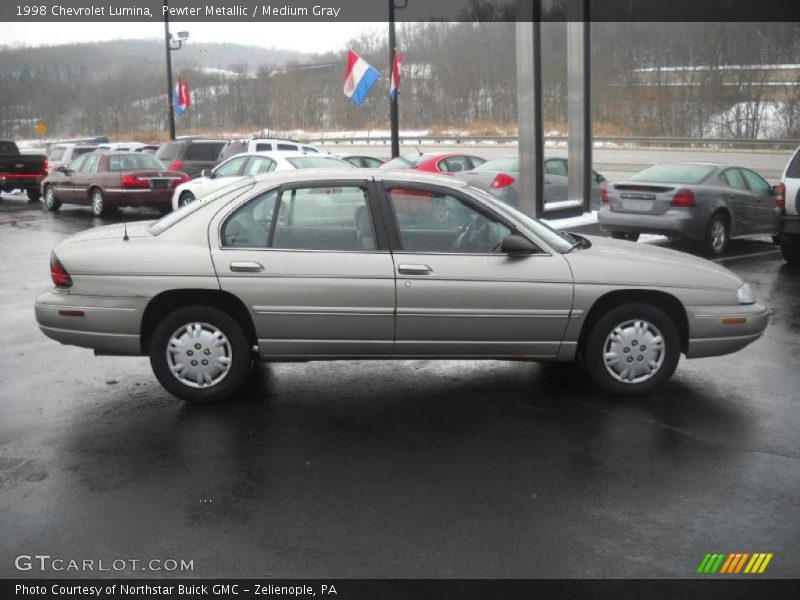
<box><xmin>1</xmin><ymin>188</ymin><xmax>798</xmax><ymax>579</ymax></box>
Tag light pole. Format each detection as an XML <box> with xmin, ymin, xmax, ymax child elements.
<box><xmin>163</xmin><ymin>0</ymin><xmax>189</xmax><ymax>140</ymax></box>
<box><xmin>388</xmin><ymin>0</ymin><xmax>407</xmax><ymax>158</ymax></box>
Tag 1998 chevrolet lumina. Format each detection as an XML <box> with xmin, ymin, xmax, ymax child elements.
<box><xmin>35</xmin><ymin>170</ymin><xmax>768</xmax><ymax>403</ymax></box>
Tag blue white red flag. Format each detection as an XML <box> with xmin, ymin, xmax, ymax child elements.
<box><xmin>343</xmin><ymin>50</ymin><xmax>379</xmax><ymax>106</ymax></box>
<box><xmin>173</xmin><ymin>78</ymin><xmax>190</xmax><ymax>117</ymax></box>
<box><xmin>390</xmin><ymin>52</ymin><xmax>402</xmax><ymax>101</ymax></box>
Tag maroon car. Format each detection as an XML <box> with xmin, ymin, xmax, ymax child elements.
<box><xmin>42</xmin><ymin>152</ymin><xmax>189</xmax><ymax>216</ymax></box>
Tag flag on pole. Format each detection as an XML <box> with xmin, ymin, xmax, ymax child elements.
<box><xmin>173</xmin><ymin>78</ymin><xmax>190</xmax><ymax>117</ymax></box>
<box><xmin>343</xmin><ymin>50</ymin><xmax>379</xmax><ymax>106</ymax></box>
<box><xmin>390</xmin><ymin>52</ymin><xmax>403</xmax><ymax>101</ymax></box>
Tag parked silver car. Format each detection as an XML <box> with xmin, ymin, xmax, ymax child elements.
<box><xmin>455</xmin><ymin>155</ymin><xmax>605</xmax><ymax>209</ymax></box>
<box><xmin>599</xmin><ymin>162</ymin><xmax>781</xmax><ymax>255</ymax></box>
<box><xmin>35</xmin><ymin>170</ymin><xmax>768</xmax><ymax>403</ymax></box>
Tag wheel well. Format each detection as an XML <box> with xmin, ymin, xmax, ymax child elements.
<box><xmin>577</xmin><ymin>290</ymin><xmax>689</xmax><ymax>356</ymax></box>
<box><xmin>710</xmin><ymin>207</ymin><xmax>731</xmax><ymax>227</ymax></box>
<box><xmin>140</xmin><ymin>289</ymin><xmax>258</xmax><ymax>355</ymax></box>
<box><xmin>88</xmin><ymin>185</ymin><xmax>101</xmax><ymax>199</ymax></box>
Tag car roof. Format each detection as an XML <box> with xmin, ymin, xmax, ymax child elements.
<box><xmin>250</xmin><ymin>168</ymin><xmax>468</xmax><ymax>187</ymax></box>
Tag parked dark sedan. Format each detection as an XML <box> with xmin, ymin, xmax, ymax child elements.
<box><xmin>42</xmin><ymin>152</ymin><xmax>189</xmax><ymax>216</ymax></box>
<box><xmin>598</xmin><ymin>162</ymin><xmax>781</xmax><ymax>255</ymax></box>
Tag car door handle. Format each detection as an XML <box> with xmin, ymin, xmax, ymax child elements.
<box><xmin>398</xmin><ymin>264</ymin><xmax>433</xmax><ymax>275</ymax></box>
<box><xmin>230</xmin><ymin>261</ymin><xmax>263</xmax><ymax>272</ymax></box>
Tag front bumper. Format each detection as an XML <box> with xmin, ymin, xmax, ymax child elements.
<box><xmin>34</xmin><ymin>290</ymin><xmax>145</xmax><ymax>355</ymax></box>
<box><xmin>598</xmin><ymin>207</ymin><xmax>706</xmax><ymax>241</ymax></box>
<box><xmin>685</xmin><ymin>302</ymin><xmax>769</xmax><ymax>358</ymax></box>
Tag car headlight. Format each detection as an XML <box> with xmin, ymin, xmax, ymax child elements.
<box><xmin>737</xmin><ymin>282</ymin><xmax>756</xmax><ymax>305</ymax></box>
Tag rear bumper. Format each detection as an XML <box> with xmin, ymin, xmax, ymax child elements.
<box><xmin>598</xmin><ymin>207</ymin><xmax>706</xmax><ymax>241</ymax></box>
<box><xmin>34</xmin><ymin>290</ymin><xmax>145</xmax><ymax>355</ymax></box>
<box><xmin>103</xmin><ymin>188</ymin><xmax>174</xmax><ymax>208</ymax></box>
<box><xmin>0</xmin><ymin>175</ymin><xmax>42</xmax><ymax>189</ymax></box>
<box><xmin>685</xmin><ymin>303</ymin><xmax>769</xmax><ymax>358</ymax></box>
<box><xmin>780</xmin><ymin>213</ymin><xmax>800</xmax><ymax>235</ymax></box>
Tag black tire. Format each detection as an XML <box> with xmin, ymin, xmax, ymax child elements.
<box><xmin>149</xmin><ymin>305</ymin><xmax>252</xmax><ymax>403</ymax></box>
<box><xmin>583</xmin><ymin>302</ymin><xmax>681</xmax><ymax>396</ymax></box>
<box><xmin>178</xmin><ymin>191</ymin><xmax>195</xmax><ymax>208</ymax></box>
<box><xmin>703</xmin><ymin>213</ymin><xmax>729</xmax><ymax>256</ymax></box>
<box><xmin>90</xmin><ymin>188</ymin><xmax>108</xmax><ymax>217</ymax></box>
<box><xmin>610</xmin><ymin>232</ymin><xmax>640</xmax><ymax>242</ymax></box>
<box><xmin>780</xmin><ymin>233</ymin><xmax>800</xmax><ymax>265</ymax></box>
<box><xmin>26</xmin><ymin>187</ymin><xmax>41</xmax><ymax>202</ymax></box>
<box><xmin>43</xmin><ymin>185</ymin><xmax>61</xmax><ymax>212</ymax></box>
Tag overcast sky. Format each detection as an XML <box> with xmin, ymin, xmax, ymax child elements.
<box><xmin>0</xmin><ymin>22</ymin><xmax>378</xmax><ymax>54</ymax></box>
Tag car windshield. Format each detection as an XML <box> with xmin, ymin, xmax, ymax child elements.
<box><xmin>286</xmin><ymin>156</ymin><xmax>353</xmax><ymax>169</ymax></box>
<box><xmin>149</xmin><ymin>181</ymin><xmax>255</xmax><ymax>235</ymax></box>
<box><xmin>629</xmin><ymin>163</ymin><xmax>717</xmax><ymax>184</ymax></box>
<box><xmin>467</xmin><ymin>187</ymin><xmax>576</xmax><ymax>253</ymax></box>
<box><xmin>381</xmin><ymin>154</ymin><xmax>427</xmax><ymax>169</ymax></box>
<box><xmin>474</xmin><ymin>156</ymin><xmax>519</xmax><ymax>173</ymax></box>
<box><xmin>107</xmin><ymin>154</ymin><xmax>165</xmax><ymax>171</ymax></box>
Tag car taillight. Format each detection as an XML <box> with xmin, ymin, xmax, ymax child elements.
<box><xmin>671</xmin><ymin>188</ymin><xmax>695</xmax><ymax>207</ymax></box>
<box><xmin>601</xmin><ymin>185</ymin><xmax>608</xmax><ymax>203</ymax></box>
<box><xmin>775</xmin><ymin>182</ymin><xmax>786</xmax><ymax>208</ymax></box>
<box><xmin>171</xmin><ymin>173</ymin><xmax>190</xmax><ymax>187</ymax></box>
<box><xmin>50</xmin><ymin>251</ymin><xmax>72</xmax><ymax>288</ymax></box>
<box><xmin>41</xmin><ymin>158</ymin><xmax>49</xmax><ymax>176</ymax></box>
<box><xmin>168</xmin><ymin>160</ymin><xmax>184</xmax><ymax>172</ymax></box>
<box><xmin>121</xmin><ymin>174</ymin><xmax>149</xmax><ymax>188</ymax></box>
<box><xmin>490</xmin><ymin>173</ymin><xmax>516</xmax><ymax>188</ymax></box>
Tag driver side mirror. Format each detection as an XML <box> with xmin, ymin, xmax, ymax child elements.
<box><xmin>501</xmin><ymin>234</ymin><xmax>538</xmax><ymax>255</ymax></box>
<box><xmin>201</xmin><ymin>169</ymin><xmax>213</xmax><ymax>179</ymax></box>
<box><xmin>57</xmin><ymin>165</ymin><xmax>69</xmax><ymax>174</ymax></box>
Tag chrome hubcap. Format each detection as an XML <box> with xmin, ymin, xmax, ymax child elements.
<box><xmin>92</xmin><ymin>192</ymin><xmax>103</xmax><ymax>214</ymax></box>
<box><xmin>45</xmin><ymin>189</ymin><xmax>54</xmax><ymax>207</ymax></box>
<box><xmin>711</xmin><ymin>221</ymin><xmax>726</xmax><ymax>251</ymax></box>
<box><xmin>179</xmin><ymin>194</ymin><xmax>193</xmax><ymax>207</ymax></box>
<box><xmin>603</xmin><ymin>319</ymin><xmax>665</xmax><ymax>384</ymax></box>
<box><xmin>166</xmin><ymin>322</ymin><xmax>232</xmax><ymax>388</ymax></box>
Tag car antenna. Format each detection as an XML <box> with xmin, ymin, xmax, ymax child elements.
<box><xmin>123</xmin><ymin>221</ymin><xmax>129</xmax><ymax>241</ymax></box>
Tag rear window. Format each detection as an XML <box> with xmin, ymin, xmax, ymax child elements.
<box><xmin>155</xmin><ymin>142</ymin><xmax>180</xmax><ymax>161</ymax></box>
<box><xmin>629</xmin><ymin>164</ymin><xmax>717</xmax><ymax>185</ymax></box>
<box><xmin>786</xmin><ymin>148</ymin><xmax>800</xmax><ymax>179</ymax></box>
<box><xmin>254</xmin><ymin>142</ymin><xmax>273</xmax><ymax>152</ymax></box>
<box><xmin>107</xmin><ymin>154</ymin><xmax>165</xmax><ymax>171</ymax></box>
<box><xmin>184</xmin><ymin>142</ymin><xmax>225</xmax><ymax>161</ymax></box>
<box><xmin>73</xmin><ymin>146</ymin><xmax>96</xmax><ymax>157</ymax></box>
<box><xmin>475</xmin><ymin>156</ymin><xmax>519</xmax><ymax>172</ymax></box>
<box><xmin>302</xmin><ymin>146</ymin><xmax>319</xmax><ymax>153</ymax></box>
<box><xmin>381</xmin><ymin>155</ymin><xmax>426</xmax><ymax>169</ymax></box>
<box><xmin>150</xmin><ymin>180</ymin><xmax>256</xmax><ymax>235</ymax></box>
<box><xmin>286</xmin><ymin>156</ymin><xmax>353</xmax><ymax>169</ymax></box>
<box><xmin>0</xmin><ymin>141</ymin><xmax>20</xmax><ymax>154</ymax></box>
<box><xmin>48</xmin><ymin>146</ymin><xmax>67</xmax><ymax>161</ymax></box>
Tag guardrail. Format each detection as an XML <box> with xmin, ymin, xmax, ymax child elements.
<box><xmin>304</xmin><ymin>134</ymin><xmax>800</xmax><ymax>150</ymax></box>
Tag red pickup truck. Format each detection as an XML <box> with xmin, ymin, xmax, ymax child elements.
<box><xmin>0</xmin><ymin>140</ymin><xmax>48</xmax><ymax>202</ymax></box>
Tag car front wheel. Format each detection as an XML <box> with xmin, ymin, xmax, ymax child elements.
<box><xmin>583</xmin><ymin>302</ymin><xmax>680</xmax><ymax>396</ymax></box>
<box><xmin>178</xmin><ymin>191</ymin><xmax>195</xmax><ymax>208</ymax></box>
<box><xmin>43</xmin><ymin>186</ymin><xmax>61</xmax><ymax>211</ymax></box>
<box><xmin>149</xmin><ymin>305</ymin><xmax>252</xmax><ymax>403</ymax></box>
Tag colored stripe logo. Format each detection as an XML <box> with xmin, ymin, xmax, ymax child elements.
<box><xmin>696</xmin><ymin>552</ymin><xmax>773</xmax><ymax>574</ymax></box>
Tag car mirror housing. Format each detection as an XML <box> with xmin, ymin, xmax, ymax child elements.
<box><xmin>57</xmin><ymin>166</ymin><xmax>68</xmax><ymax>174</ymax></box>
<box><xmin>201</xmin><ymin>169</ymin><xmax>213</xmax><ymax>179</ymax></box>
<box><xmin>501</xmin><ymin>234</ymin><xmax>538</xmax><ymax>254</ymax></box>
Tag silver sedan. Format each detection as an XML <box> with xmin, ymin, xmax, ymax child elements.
<box><xmin>35</xmin><ymin>170</ymin><xmax>768</xmax><ymax>403</ymax></box>
<box><xmin>599</xmin><ymin>162</ymin><xmax>781</xmax><ymax>255</ymax></box>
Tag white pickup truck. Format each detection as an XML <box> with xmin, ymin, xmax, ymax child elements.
<box><xmin>779</xmin><ymin>147</ymin><xmax>800</xmax><ymax>264</ymax></box>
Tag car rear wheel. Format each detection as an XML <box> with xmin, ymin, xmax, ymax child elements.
<box><xmin>780</xmin><ymin>233</ymin><xmax>800</xmax><ymax>265</ymax></box>
<box><xmin>704</xmin><ymin>213</ymin><xmax>729</xmax><ymax>256</ymax></box>
<box><xmin>91</xmin><ymin>188</ymin><xmax>108</xmax><ymax>217</ymax></box>
<box><xmin>149</xmin><ymin>305</ymin><xmax>252</xmax><ymax>403</ymax></box>
<box><xmin>178</xmin><ymin>191</ymin><xmax>195</xmax><ymax>208</ymax></box>
<box><xmin>611</xmin><ymin>232</ymin><xmax>640</xmax><ymax>242</ymax></box>
<box><xmin>43</xmin><ymin>186</ymin><xmax>61</xmax><ymax>212</ymax></box>
<box><xmin>583</xmin><ymin>302</ymin><xmax>680</xmax><ymax>396</ymax></box>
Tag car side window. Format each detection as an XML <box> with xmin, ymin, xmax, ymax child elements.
<box><xmin>81</xmin><ymin>154</ymin><xmax>100</xmax><ymax>174</ymax></box>
<box><xmin>215</xmin><ymin>156</ymin><xmax>249</xmax><ymax>178</ymax></box>
<box><xmin>245</xmin><ymin>157</ymin><xmax>276</xmax><ymax>176</ymax></box>
<box><xmin>388</xmin><ymin>187</ymin><xmax>511</xmax><ymax>254</ymax></box>
<box><xmin>277</xmin><ymin>143</ymin><xmax>298</xmax><ymax>152</ymax></box>
<box><xmin>721</xmin><ymin>169</ymin><xmax>748</xmax><ymax>191</ymax></box>
<box><xmin>271</xmin><ymin>186</ymin><xmax>376</xmax><ymax>251</ymax></box>
<box><xmin>468</xmin><ymin>156</ymin><xmax>487</xmax><ymax>169</ymax></box>
<box><xmin>740</xmin><ymin>169</ymin><xmax>771</xmax><ymax>195</ymax></box>
<box><xmin>364</xmin><ymin>157</ymin><xmax>383</xmax><ymax>168</ymax></box>
<box><xmin>439</xmin><ymin>157</ymin><xmax>470</xmax><ymax>173</ymax></box>
<box><xmin>67</xmin><ymin>154</ymin><xmax>88</xmax><ymax>173</ymax></box>
<box><xmin>545</xmin><ymin>159</ymin><xmax>568</xmax><ymax>177</ymax></box>
<box><xmin>221</xmin><ymin>189</ymin><xmax>279</xmax><ymax>248</ymax></box>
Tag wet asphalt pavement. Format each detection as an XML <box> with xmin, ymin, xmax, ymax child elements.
<box><xmin>0</xmin><ymin>193</ymin><xmax>798</xmax><ymax>579</ymax></box>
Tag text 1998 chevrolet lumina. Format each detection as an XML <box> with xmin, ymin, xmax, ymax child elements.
<box><xmin>35</xmin><ymin>170</ymin><xmax>768</xmax><ymax>403</ymax></box>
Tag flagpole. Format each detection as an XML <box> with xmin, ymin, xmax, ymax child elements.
<box><xmin>388</xmin><ymin>0</ymin><xmax>400</xmax><ymax>158</ymax></box>
<box><xmin>164</xmin><ymin>0</ymin><xmax>176</xmax><ymax>140</ymax></box>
